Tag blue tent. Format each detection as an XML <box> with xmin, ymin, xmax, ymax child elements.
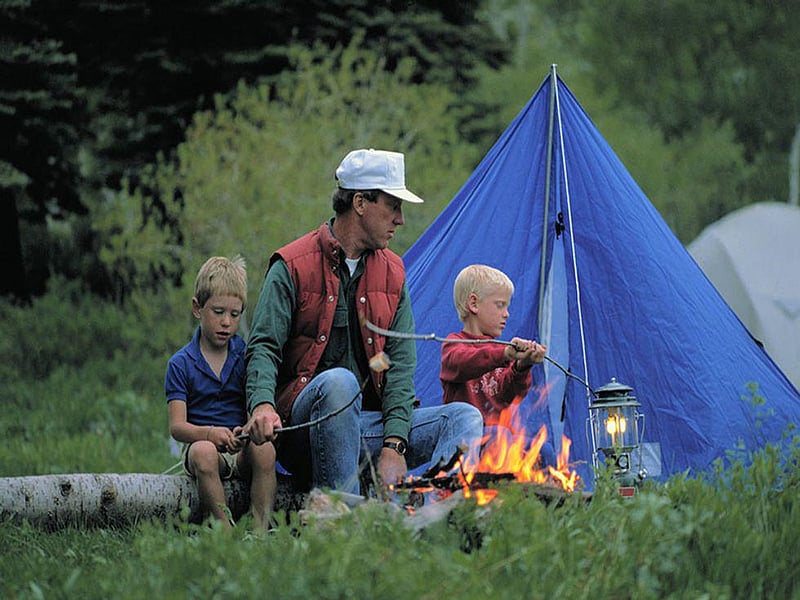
<box><xmin>403</xmin><ymin>68</ymin><xmax>800</xmax><ymax>485</ymax></box>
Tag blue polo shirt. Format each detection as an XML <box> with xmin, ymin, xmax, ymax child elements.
<box><xmin>165</xmin><ymin>328</ymin><xmax>248</xmax><ymax>429</ymax></box>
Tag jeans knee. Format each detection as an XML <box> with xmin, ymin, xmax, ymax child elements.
<box><xmin>430</xmin><ymin>403</ymin><xmax>484</xmax><ymax>443</ymax></box>
<box><xmin>315</xmin><ymin>368</ymin><xmax>361</xmax><ymax>410</ymax></box>
<box><xmin>452</xmin><ymin>404</ymin><xmax>484</xmax><ymax>438</ymax></box>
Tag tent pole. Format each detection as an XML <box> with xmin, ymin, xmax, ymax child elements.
<box><xmin>790</xmin><ymin>123</ymin><xmax>799</xmax><ymax>206</ymax></box>
<box><xmin>537</xmin><ymin>64</ymin><xmax>558</xmax><ymax>326</ymax></box>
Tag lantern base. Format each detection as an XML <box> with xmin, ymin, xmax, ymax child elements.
<box><xmin>613</xmin><ymin>468</ymin><xmax>647</xmax><ymax>489</ymax></box>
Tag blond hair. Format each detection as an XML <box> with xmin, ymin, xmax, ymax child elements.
<box><xmin>453</xmin><ymin>264</ymin><xmax>514</xmax><ymax>323</ymax></box>
<box><xmin>193</xmin><ymin>255</ymin><xmax>247</xmax><ymax>309</ymax></box>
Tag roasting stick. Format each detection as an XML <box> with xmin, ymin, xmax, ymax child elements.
<box><xmin>236</xmin><ymin>361</ymin><xmax>378</xmax><ymax>441</ymax></box>
<box><xmin>365</xmin><ymin>319</ymin><xmax>516</xmax><ymax>346</ymax></box>
<box><xmin>238</xmin><ymin>319</ymin><xmax>595</xmax><ymax>444</ymax></box>
<box><xmin>363</xmin><ymin>319</ymin><xmax>595</xmax><ymax>395</ymax></box>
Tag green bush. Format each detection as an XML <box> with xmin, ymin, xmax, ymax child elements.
<box><xmin>0</xmin><ymin>279</ymin><xmax>125</xmax><ymax>381</ymax></box>
<box><xmin>90</xmin><ymin>36</ymin><xmax>480</xmax><ymax>307</ymax></box>
<box><xmin>0</xmin><ymin>279</ymin><xmax>188</xmax><ymax>383</ymax></box>
<box><xmin>0</xmin><ymin>281</ymin><xmax>191</xmax><ymax>476</ymax></box>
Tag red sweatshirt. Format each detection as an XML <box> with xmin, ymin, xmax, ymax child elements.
<box><xmin>440</xmin><ymin>331</ymin><xmax>532</xmax><ymax>427</ymax></box>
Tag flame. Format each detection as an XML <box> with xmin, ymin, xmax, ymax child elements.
<box><xmin>394</xmin><ymin>390</ymin><xmax>580</xmax><ymax>514</ymax></box>
<box><xmin>549</xmin><ymin>435</ymin><xmax>579</xmax><ymax>492</ymax></box>
<box><xmin>470</xmin><ymin>488</ymin><xmax>499</xmax><ymax>506</ymax></box>
<box><xmin>468</xmin><ymin>424</ymin><xmax>578</xmax><ymax>493</ymax></box>
<box><xmin>461</xmin><ymin>470</ymin><xmax>499</xmax><ymax>505</ymax></box>
<box><xmin>463</xmin><ymin>392</ymin><xmax>580</xmax><ymax>494</ymax></box>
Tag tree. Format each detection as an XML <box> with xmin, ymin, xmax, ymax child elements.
<box><xmin>575</xmin><ymin>0</ymin><xmax>800</xmax><ymax>205</ymax></box>
<box><xmin>0</xmin><ymin>0</ymin><xmax>84</xmax><ymax>299</ymax></box>
<box><xmin>1</xmin><ymin>0</ymin><xmax>508</xmax><ymax>299</ymax></box>
<box><xmin>91</xmin><ymin>39</ymin><xmax>481</xmax><ymax>307</ymax></box>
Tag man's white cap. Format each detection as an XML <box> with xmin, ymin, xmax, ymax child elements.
<box><xmin>335</xmin><ymin>148</ymin><xmax>424</xmax><ymax>203</ymax></box>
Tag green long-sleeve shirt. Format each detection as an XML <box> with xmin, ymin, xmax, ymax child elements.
<box><xmin>245</xmin><ymin>252</ymin><xmax>417</xmax><ymax>442</ymax></box>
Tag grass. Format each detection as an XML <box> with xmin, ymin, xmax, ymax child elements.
<box><xmin>4</xmin><ymin>469</ymin><xmax>800</xmax><ymax>599</ymax></box>
<box><xmin>3</xmin><ymin>291</ymin><xmax>800</xmax><ymax>599</ymax></box>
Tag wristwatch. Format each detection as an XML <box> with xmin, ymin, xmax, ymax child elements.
<box><xmin>382</xmin><ymin>439</ymin><xmax>407</xmax><ymax>456</ymax></box>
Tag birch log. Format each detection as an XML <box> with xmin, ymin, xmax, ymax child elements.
<box><xmin>0</xmin><ymin>473</ymin><xmax>303</xmax><ymax>530</ymax></box>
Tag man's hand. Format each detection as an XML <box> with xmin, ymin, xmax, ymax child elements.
<box><xmin>377</xmin><ymin>442</ymin><xmax>408</xmax><ymax>488</ymax></box>
<box><xmin>242</xmin><ymin>403</ymin><xmax>282</xmax><ymax>445</ymax></box>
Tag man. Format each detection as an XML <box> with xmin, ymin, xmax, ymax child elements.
<box><xmin>242</xmin><ymin>148</ymin><xmax>483</xmax><ymax>494</ymax></box>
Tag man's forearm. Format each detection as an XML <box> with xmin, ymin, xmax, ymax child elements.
<box><xmin>245</xmin><ymin>260</ymin><xmax>294</xmax><ymax>413</ymax></box>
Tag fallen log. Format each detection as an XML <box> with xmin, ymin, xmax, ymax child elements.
<box><xmin>1</xmin><ymin>470</ymin><xmax>593</xmax><ymax>532</ymax></box>
<box><xmin>0</xmin><ymin>472</ymin><xmax>304</xmax><ymax>530</ymax></box>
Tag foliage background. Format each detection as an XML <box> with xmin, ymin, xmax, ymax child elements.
<box><xmin>3</xmin><ymin>0</ymin><xmax>797</xmax><ymax>303</ymax></box>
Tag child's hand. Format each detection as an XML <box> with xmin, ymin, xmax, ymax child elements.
<box><xmin>227</xmin><ymin>426</ymin><xmax>248</xmax><ymax>453</ymax></box>
<box><xmin>206</xmin><ymin>425</ymin><xmax>238</xmax><ymax>454</ymax></box>
<box><xmin>506</xmin><ymin>337</ymin><xmax>547</xmax><ymax>368</ymax></box>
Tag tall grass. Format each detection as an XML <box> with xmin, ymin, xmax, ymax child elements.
<box><xmin>0</xmin><ymin>280</ymin><xmax>186</xmax><ymax>475</ymax></box>
<box><xmin>2</xmin><ymin>287</ymin><xmax>800</xmax><ymax>599</ymax></box>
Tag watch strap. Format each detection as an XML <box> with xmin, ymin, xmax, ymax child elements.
<box><xmin>382</xmin><ymin>440</ymin><xmax>407</xmax><ymax>455</ymax></box>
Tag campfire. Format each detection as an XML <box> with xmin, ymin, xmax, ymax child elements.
<box><xmin>392</xmin><ymin>396</ymin><xmax>580</xmax><ymax>508</ymax></box>
<box><xmin>296</xmin><ymin>365</ymin><xmax>584</xmax><ymax>530</ymax></box>
<box><xmin>467</xmin><ymin>427</ymin><xmax>579</xmax><ymax>504</ymax></box>
<box><xmin>365</xmin><ymin>350</ymin><xmax>581</xmax><ymax>510</ymax></box>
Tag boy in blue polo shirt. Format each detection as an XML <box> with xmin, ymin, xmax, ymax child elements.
<box><xmin>165</xmin><ymin>256</ymin><xmax>280</xmax><ymax>530</ymax></box>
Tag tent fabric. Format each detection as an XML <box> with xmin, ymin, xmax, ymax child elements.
<box><xmin>403</xmin><ymin>73</ymin><xmax>800</xmax><ymax>485</ymax></box>
<box><xmin>688</xmin><ymin>202</ymin><xmax>800</xmax><ymax>390</ymax></box>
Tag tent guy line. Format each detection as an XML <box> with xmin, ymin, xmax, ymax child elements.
<box><xmin>363</xmin><ymin>319</ymin><xmax>596</xmax><ymax>397</ymax></box>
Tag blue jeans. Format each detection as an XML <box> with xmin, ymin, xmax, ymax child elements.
<box><xmin>277</xmin><ymin>368</ymin><xmax>484</xmax><ymax>495</ymax></box>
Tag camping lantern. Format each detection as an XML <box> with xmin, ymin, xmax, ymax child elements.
<box><xmin>588</xmin><ymin>378</ymin><xmax>646</xmax><ymax>489</ymax></box>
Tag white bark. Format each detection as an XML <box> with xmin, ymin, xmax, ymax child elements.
<box><xmin>0</xmin><ymin>473</ymin><xmax>301</xmax><ymax>530</ymax></box>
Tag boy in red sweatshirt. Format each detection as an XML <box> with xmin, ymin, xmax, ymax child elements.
<box><xmin>440</xmin><ymin>264</ymin><xmax>556</xmax><ymax>467</ymax></box>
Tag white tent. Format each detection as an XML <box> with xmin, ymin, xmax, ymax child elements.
<box><xmin>688</xmin><ymin>202</ymin><xmax>800</xmax><ymax>390</ymax></box>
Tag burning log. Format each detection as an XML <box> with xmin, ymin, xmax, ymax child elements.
<box><xmin>0</xmin><ymin>473</ymin><xmax>305</xmax><ymax>530</ymax></box>
<box><xmin>394</xmin><ymin>472</ymin><xmax>591</xmax><ymax>507</ymax></box>
<box><xmin>385</xmin><ymin>447</ymin><xmax>590</xmax><ymax>533</ymax></box>
<box><xmin>393</xmin><ymin>471</ymin><xmax>516</xmax><ymax>493</ymax></box>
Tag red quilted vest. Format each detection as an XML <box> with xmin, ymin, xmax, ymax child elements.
<box><xmin>270</xmin><ymin>222</ymin><xmax>405</xmax><ymax>421</ymax></box>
